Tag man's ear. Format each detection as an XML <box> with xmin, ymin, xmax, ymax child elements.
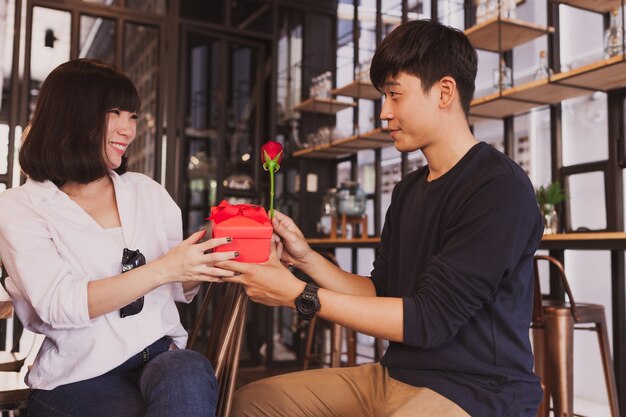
<box><xmin>438</xmin><ymin>76</ymin><xmax>456</xmax><ymax>109</ymax></box>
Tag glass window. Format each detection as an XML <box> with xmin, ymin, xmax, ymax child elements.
<box><xmin>562</xmin><ymin>92</ymin><xmax>608</xmax><ymax>167</ymax></box>
<box><xmin>409</xmin><ymin>0</ymin><xmax>431</xmax><ymax>19</ymax></box>
<box><xmin>358</xmin><ymin>0</ymin><xmax>376</xmax><ymax>70</ymax></box>
<box><xmin>124</xmin><ymin>23</ymin><xmax>159</xmax><ymax>178</ymax></box>
<box><xmin>475</xmin><ymin>50</ymin><xmax>499</xmax><ymax>97</ymax></box>
<box><xmin>472</xmin><ymin>118</ymin><xmax>504</xmax><ymax>152</ymax></box>
<box><xmin>185</xmin><ymin>34</ymin><xmax>222</xmax><ymax>234</ymax></box>
<box><xmin>224</xmin><ymin>42</ymin><xmax>257</xmax><ymax>194</ymax></box>
<box><xmin>438</xmin><ymin>0</ymin><xmax>465</xmax><ymax>30</ymax></box>
<box><xmin>80</xmin><ymin>15</ymin><xmax>116</xmax><ymax>63</ymax></box>
<box><xmin>277</xmin><ymin>8</ymin><xmax>303</xmax><ymax>125</ymax></box>
<box><xmin>30</xmin><ymin>7</ymin><xmax>71</xmax><ymax>119</ymax></box>
<box><xmin>382</xmin><ymin>0</ymin><xmax>402</xmax><ymax>37</ymax></box>
<box><xmin>336</xmin><ymin>2</ymin><xmax>354</xmax><ymax>85</ymax></box>
<box><xmin>567</xmin><ymin>171</ymin><xmax>606</xmax><ymax>231</ymax></box>
<box><xmin>558</xmin><ymin>4</ymin><xmax>604</xmax><ymax>72</ymax></box>
<box><xmin>525</xmin><ymin>107</ymin><xmax>552</xmax><ymax>187</ymax></box>
<box><xmin>126</xmin><ymin>0</ymin><xmax>166</xmax><ymax>14</ymax></box>
<box><xmin>0</xmin><ymin>183</ymin><xmax>6</xmax><ymax>193</ymax></box>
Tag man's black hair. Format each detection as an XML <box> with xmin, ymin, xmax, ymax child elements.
<box><xmin>370</xmin><ymin>19</ymin><xmax>478</xmax><ymax>115</ymax></box>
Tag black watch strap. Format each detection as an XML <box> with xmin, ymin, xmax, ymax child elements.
<box><xmin>295</xmin><ymin>283</ymin><xmax>321</xmax><ymax>321</ymax></box>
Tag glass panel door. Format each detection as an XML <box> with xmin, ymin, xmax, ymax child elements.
<box><xmin>184</xmin><ymin>33</ymin><xmax>223</xmax><ymax>235</ymax></box>
<box><xmin>182</xmin><ymin>31</ymin><xmax>265</xmax><ymax>236</ymax></box>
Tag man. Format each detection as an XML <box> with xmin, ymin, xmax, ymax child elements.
<box><xmin>219</xmin><ymin>19</ymin><xmax>543</xmax><ymax>417</ymax></box>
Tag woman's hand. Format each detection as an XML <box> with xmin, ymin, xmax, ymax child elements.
<box><xmin>271</xmin><ymin>210</ymin><xmax>313</xmax><ymax>268</ymax></box>
<box><xmin>157</xmin><ymin>229</ymin><xmax>239</xmax><ymax>283</ymax></box>
<box><xmin>216</xmin><ymin>243</ymin><xmax>305</xmax><ymax>307</ymax></box>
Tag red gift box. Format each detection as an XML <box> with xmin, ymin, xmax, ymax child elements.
<box><xmin>208</xmin><ymin>201</ymin><xmax>273</xmax><ymax>263</ymax></box>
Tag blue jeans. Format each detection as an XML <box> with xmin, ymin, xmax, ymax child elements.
<box><xmin>28</xmin><ymin>337</ymin><xmax>218</xmax><ymax>417</ymax></box>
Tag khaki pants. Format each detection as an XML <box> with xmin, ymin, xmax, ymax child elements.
<box><xmin>231</xmin><ymin>363</ymin><xmax>471</xmax><ymax>417</ymax></box>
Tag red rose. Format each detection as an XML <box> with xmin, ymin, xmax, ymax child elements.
<box><xmin>260</xmin><ymin>140</ymin><xmax>284</xmax><ymax>219</ymax></box>
<box><xmin>260</xmin><ymin>141</ymin><xmax>283</xmax><ymax>165</ymax></box>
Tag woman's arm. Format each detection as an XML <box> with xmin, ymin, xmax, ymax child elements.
<box><xmin>87</xmin><ymin>231</ymin><xmax>236</xmax><ymax>318</ymax></box>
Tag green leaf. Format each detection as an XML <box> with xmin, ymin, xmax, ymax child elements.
<box><xmin>535</xmin><ymin>181</ymin><xmax>566</xmax><ymax>206</ymax></box>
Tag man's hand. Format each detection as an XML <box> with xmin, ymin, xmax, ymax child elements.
<box><xmin>216</xmin><ymin>242</ymin><xmax>306</xmax><ymax>307</ymax></box>
<box><xmin>271</xmin><ymin>210</ymin><xmax>313</xmax><ymax>269</ymax></box>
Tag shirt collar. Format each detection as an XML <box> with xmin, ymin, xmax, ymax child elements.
<box><xmin>24</xmin><ymin>170</ymin><xmax>124</xmax><ymax>207</ymax></box>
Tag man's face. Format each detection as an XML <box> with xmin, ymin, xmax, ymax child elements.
<box><xmin>379</xmin><ymin>72</ymin><xmax>439</xmax><ymax>153</ymax></box>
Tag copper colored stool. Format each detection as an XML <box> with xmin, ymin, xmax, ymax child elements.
<box><xmin>532</xmin><ymin>255</ymin><xmax>620</xmax><ymax>417</ymax></box>
<box><xmin>302</xmin><ymin>317</ymin><xmax>384</xmax><ymax>369</ymax></box>
<box><xmin>301</xmin><ymin>251</ymin><xmax>383</xmax><ymax>369</ymax></box>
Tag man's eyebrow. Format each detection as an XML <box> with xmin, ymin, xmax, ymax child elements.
<box><xmin>383</xmin><ymin>81</ymin><xmax>401</xmax><ymax>87</ymax></box>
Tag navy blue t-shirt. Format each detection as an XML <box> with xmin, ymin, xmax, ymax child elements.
<box><xmin>370</xmin><ymin>142</ymin><xmax>543</xmax><ymax>416</ymax></box>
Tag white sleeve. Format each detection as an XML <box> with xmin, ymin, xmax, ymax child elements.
<box><xmin>0</xmin><ymin>217</ymin><xmax>92</xmax><ymax>329</ymax></box>
<box><xmin>157</xmin><ymin>186</ymin><xmax>200</xmax><ymax>303</ymax></box>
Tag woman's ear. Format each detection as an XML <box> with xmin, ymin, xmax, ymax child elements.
<box><xmin>438</xmin><ymin>76</ymin><xmax>457</xmax><ymax>109</ymax></box>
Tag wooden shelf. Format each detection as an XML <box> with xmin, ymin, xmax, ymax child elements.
<box><xmin>470</xmin><ymin>91</ymin><xmax>540</xmax><ymax>118</ymax></box>
<box><xmin>469</xmin><ymin>78</ymin><xmax>590</xmax><ymax>118</ymax></box>
<box><xmin>553</xmin><ymin>0</ymin><xmax>621</xmax><ymax>13</ymax></box>
<box><xmin>332</xmin><ymin>80</ymin><xmax>381</xmax><ymax>100</ymax></box>
<box><xmin>552</xmin><ymin>54</ymin><xmax>626</xmax><ymax>92</ymax></box>
<box><xmin>465</xmin><ymin>17</ymin><xmax>553</xmax><ymax>52</ymax></box>
<box><xmin>294</xmin><ymin>97</ymin><xmax>356</xmax><ymax>114</ymax></box>
<box><xmin>292</xmin><ymin>128</ymin><xmax>393</xmax><ymax>159</ymax></box>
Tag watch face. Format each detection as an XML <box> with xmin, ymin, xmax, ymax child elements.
<box><xmin>299</xmin><ymin>298</ymin><xmax>316</xmax><ymax>314</ymax></box>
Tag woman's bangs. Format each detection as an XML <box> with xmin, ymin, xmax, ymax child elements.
<box><xmin>105</xmin><ymin>74</ymin><xmax>141</xmax><ymax>113</ymax></box>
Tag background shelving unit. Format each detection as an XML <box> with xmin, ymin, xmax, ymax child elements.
<box><xmin>465</xmin><ymin>17</ymin><xmax>553</xmax><ymax>52</ymax></box>
<box><xmin>469</xmin><ymin>57</ymin><xmax>626</xmax><ymax>118</ymax></box>
<box><xmin>553</xmin><ymin>0</ymin><xmax>622</xmax><ymax>13</ymax></box>
<box><xmin>331</xmin><ymin>79</ymin><xmax>381</xmax><ymax>100</ymax></box>
<box><xmin>292</xmin><ymin>128</ymin><xmax>392</xmax><ymax>158</ymax></box>
<box><xmin>293</xmin><ymin>97</ymin><xmax>356</xmax><ymax>114</ymax></box>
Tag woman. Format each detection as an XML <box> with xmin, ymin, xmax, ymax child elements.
<box><xmin>0</xmin><ymin>59</ymin><xmax>235</xmax><ymax>416</ymax></box>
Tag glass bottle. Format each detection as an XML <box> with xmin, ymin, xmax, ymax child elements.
<box><xmin>500</xmin><ymin>0</ymin><xmax>517</xmax><ymax>19</ymax></box>
<box><xmin>476</xmin><ymin>0</ymin><xmax>487</xmax><ymax>24</ymax></box>
<box><xmin>336</xmin><ymin>181</ymin><xmax>367</xmax><ymax>217</ymax></box>
<box><xmin>485</xmin><ymin>0</ymin><xmax>497</xmax><ymax>20</ymax></box>
<box><xmin>318</xmin><ymin>187</ymin><xmax>338</xmax><ymax>235</ymax></box>
<box><xmin>492</xmin><ymin>58</ymin><xmax>512</xmax><ymax>90</ymax></box>
<box><xmin>533</xmin><ymin>50</ymin><xmax>553</xmax><ymax>80</ymax></box>
<box><xmin>604</xmin><ymin>8</ymin><xmax>623</xmax><ymax>59</ymax></box>
<box><xmin>541</xmin><ymin>204</ymin><xmax>558</xmax><ymax>235</ymax></box>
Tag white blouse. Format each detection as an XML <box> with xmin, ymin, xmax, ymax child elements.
<box><xmin>0</xmin><ymin>171</ymin><xmax>199</xmax><ymax>389</ymax></box>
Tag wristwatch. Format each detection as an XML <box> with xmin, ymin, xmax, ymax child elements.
<box><xmin>294</xmin><ymin>283</ymin><xmax>321</xmax><ymax>321</ymax></box>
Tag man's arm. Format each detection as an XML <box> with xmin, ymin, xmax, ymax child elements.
<box><xmin>295</xmin><ymin>250</ymin><xmax>377</xmax><ymax>296</ymax></box>
<box><xmin>217</xmin><ymin>250</ymin><xmax>402</xmax><ymax>342</ymax></box>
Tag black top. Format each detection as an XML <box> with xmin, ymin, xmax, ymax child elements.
<box><xmin>370</xmin><ymin>142</ymin><xmax>543</xmax><ymax>417</ymax></box>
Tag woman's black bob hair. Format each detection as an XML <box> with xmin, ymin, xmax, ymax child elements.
<box><xmin>19</xmin><ymin>59</ymin><xmax>141</xmax><ymax>186</ymax></box>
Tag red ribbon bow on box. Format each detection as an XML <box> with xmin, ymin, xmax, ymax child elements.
<box><xmin>208</xmin><ymin>201</ymin><xmax>268</xmax><ymax>224</ymax></box>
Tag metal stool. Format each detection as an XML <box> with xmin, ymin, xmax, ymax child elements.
<box><xmin>532</xmin><ymin>255</ymin><xmax>620</xmax><ymax>417</ymax></box>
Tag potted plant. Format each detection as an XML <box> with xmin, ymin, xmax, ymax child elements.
<box><xmin>535</xmin><ymin>181</ymin><xmax>566</xmax><ymax>234</ymax></box>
